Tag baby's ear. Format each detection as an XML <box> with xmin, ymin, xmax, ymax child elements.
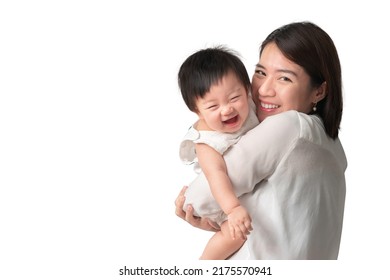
<box><xmin>195</xmin><ymin>108</ymin><xmax>203</xmax><ymax>119</ymax></box>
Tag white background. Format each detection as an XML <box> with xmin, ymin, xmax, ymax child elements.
<box><xmin>1</xmin><ymin>0</ymin><xmax>389</xmax><ymax>279</ymax></box>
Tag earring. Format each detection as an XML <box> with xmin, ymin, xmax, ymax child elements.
<box><xmin>313</xmin><ymin>102</ymin><xmax>317</xmax><ymax>112</ymax></box>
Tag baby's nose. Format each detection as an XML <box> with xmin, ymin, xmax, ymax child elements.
<box><xmin>221</xmin><ymin>106</ymin><xmax>233</xmax><ymax>115</ymax></box>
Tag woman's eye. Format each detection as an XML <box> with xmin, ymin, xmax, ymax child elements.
<box><xmin>280</xmin><ymin>76</ymin><xmax>292</xmax><ymax>82</ymax></box>
<box><xmin>255</xmin><ymin>69</ymin><xmax>265</xmax><ymax>76</ymax></box>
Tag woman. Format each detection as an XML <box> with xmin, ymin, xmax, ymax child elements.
<box><xmin>175</xmin><ymin>21</ymin><xmax>347</xmax><ymax>259</ymax></box>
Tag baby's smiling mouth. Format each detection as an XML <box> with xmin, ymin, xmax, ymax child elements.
<box><xmin>223</xmin><ymin>115</ymin><xmax>238</xmax><ymax>125</ymax></box>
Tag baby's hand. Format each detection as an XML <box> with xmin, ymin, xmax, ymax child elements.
<box><xmin>227</xmin><ymin>205</ymin><xmax>253</xmax><ymax>240</ymax></box>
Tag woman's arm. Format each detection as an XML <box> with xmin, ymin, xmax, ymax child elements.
<box><xmin>180</xmin><ymin>111</ymin><xmax>301</xmax><ymax>228</ymax></box>
<box><xmin>223</xmin><ymin>111</ymin><xmax>300</xmax><ymax>195</ymax></box>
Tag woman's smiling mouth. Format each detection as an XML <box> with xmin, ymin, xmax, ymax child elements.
<box><xmin>260</xmin><ymin>102</ymin><xmax>280</xmax><ymax>111</ymax></box>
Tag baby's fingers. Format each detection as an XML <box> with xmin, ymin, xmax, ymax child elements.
<box><xmin>229</xmin><ymin>223</ymin><xmax>236</xmax><ymax>240</ymax></box>
<box><xmin>237</xmin><ymin>224</ymin><xmax>248</xmax><ymax>240</ymax></box>
<box><xmin>245</xmin><ymin>220</ymin><xmax>253</xmax><ymax>232</ymax></box>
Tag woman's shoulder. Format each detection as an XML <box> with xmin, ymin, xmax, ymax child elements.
<box><xmin>263</xmin><ymin>110</ymin><xmax>301</xmax><ymax>124</ymax></box>
<box><xmin>261</xmin><ymin>110</ymin><xmax>325</xmax><ymax>138</ymax></box>
<box><xmin>257</xmin><ymin>110</ymin><xmax>302</xmax><ymax>135</ymax></box>
<box><xmin>245</xmin><ymin>110</ymin><xmax>328</xmax><ymax>149</ymax></box>
<box><xmin>236</xmin><ymin>111</ymin><xmax>302</xmax><ymax>153</ymax></box>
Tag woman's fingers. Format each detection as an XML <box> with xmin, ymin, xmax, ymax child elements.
<box><xmin>174</xmin><ymin>186</ymin><xmax>188</xmax><ymax>207</ymax></box>
<box><xmin>174</xmin><ymin>186</ymin><xmax>188</xmax><ymax>218</ymax></box>
<box><xmin>184</xmin><ymin>205</ymin><xmax>195</xmax><ymax>222</ymax></box>
<box><xmin>207</xmin><ymin>219</ymin><xmax>221</xmax><ymax>231</ymax></box>
<box><xmin>185</xmin><ymin>205</ymin><xmax>203</xmax><ymax>228</ymax></box>
<box><xmin>179</xmin><ymin>185</ymin><xmax>188</xmax><ymax>196</ymax></box>
<box><xmin>174</xmin><ymin>186</ymin><xmax>219</xmax><ymax>232</ymax></box>
<box><xmin>186</xmin><ymin>205</ymin><xmax>219</xmax><ymax>232</ymax></box>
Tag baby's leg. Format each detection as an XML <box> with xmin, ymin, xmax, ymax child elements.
<box><xmin>199</xmin><ymin>221</ymin><xmax>245</xmax><ymax>260</ymax></box>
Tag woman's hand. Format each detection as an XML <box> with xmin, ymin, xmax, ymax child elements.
<box><xmin>175</xmin><ymin>186</ymin><xmax>220</xmax><ymax>232</ymax></box>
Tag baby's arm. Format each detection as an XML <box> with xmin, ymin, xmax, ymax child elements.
<box><xmin>195</xmin><ymin>142</ymin><xmax>252</xmax><ymax>240</ymax></box>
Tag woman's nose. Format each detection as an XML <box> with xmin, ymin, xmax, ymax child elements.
<box><xmin>258</xmin><ymin>78</ymin><xmax>275</xmax><ymax>97</ymax></box>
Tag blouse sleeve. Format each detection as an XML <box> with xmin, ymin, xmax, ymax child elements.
<box><xmin>224</xmin><ymin>111</ymin><xmax>301</xmax><ymax>196</ymax></box>
<box><xmin>184</xmin><ymin>110</ymin><xmax>301</xmax><ymax>217</ymax></box>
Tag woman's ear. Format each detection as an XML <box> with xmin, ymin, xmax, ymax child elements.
<box><xmin>314</xmin><ymin>81</ymin><xmax>327</xmax><ymax>103</ymax></box>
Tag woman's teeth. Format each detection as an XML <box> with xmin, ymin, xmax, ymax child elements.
<box><xmin>261</xmin><ymin>102</ymin><xmax>279</xmax><ymax>109</ymax></box>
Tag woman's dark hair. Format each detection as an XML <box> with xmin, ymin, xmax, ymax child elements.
<box><xmin>260</xmin><ymin>21</ymin><xmax>342</xmax><ymax>139</ymax></box>
<box><xmin>178</xmin><ymin>46</ymin><xmax>251</xmax><ymax>112</ymax></box>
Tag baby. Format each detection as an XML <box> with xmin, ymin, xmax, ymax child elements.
<box><xmin>178</xmin><ymin>46</ymin><xmax>259</xmax><ymax>259</ymax></box>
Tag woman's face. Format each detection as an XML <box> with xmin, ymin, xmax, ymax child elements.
<box><xmin>252</xmin><ymin>42</ymin><xmax>321</xmax><ymax>122</ymax></box>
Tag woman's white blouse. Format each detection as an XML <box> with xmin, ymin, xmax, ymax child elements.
<box><xmin>184</xmin><ymin>110</ymin><xmax>347</xmax><ymax>259</ymax></box>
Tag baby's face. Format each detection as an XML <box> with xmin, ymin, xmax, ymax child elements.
<box><xmin>195</xmin><ymin>71</ymin><xmax>249</xmax><ymax>133</ymax></box>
